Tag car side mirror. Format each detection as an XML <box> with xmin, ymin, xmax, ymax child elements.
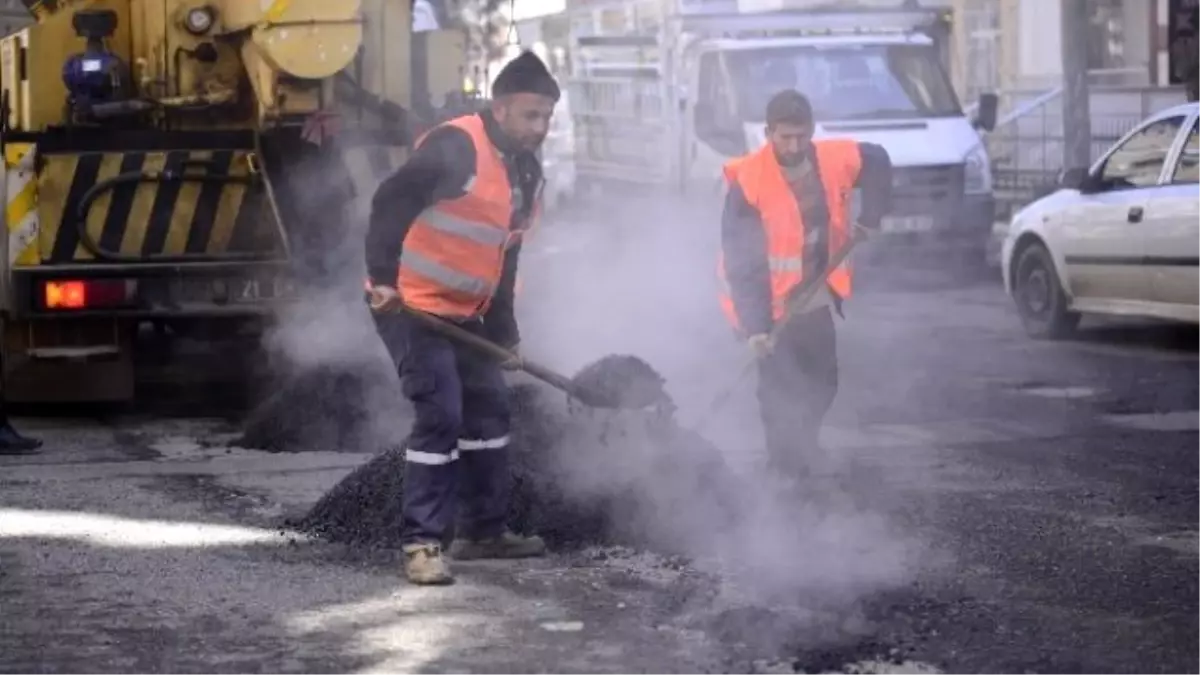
<box><xmin>1058</xmin><ymin>167</ymin><xmax>1093</xmax><ymax>192</ymax></box>
<box><xmin>973</xmin><ymin>92</ymin><xmax>998</xmax><ymax>132</ymax></box>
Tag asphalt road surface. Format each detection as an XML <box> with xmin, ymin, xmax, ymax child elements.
<box><xmin>1</xmin><ymin>213</ymin><xmax>1196</xmax><ymax>673</ymax></box>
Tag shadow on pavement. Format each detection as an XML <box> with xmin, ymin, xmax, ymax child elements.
<box><xmin>1074</xmin><ymin>320</ymin><xmax>1200</xmax><ymax>355</ymax></box>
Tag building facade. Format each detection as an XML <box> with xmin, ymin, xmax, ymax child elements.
<box><xmin>0</xmin><ymin>0</ymin><xmax>29</xmax><ymax>36</ymax></box>
<box><xmin>951</xmin><ymin>0</ymin><xmax>1184</xmax><ymax>102</ymax></box>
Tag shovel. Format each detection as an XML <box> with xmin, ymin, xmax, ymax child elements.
<box><xmin>689</xmin><ymin>225</ymin><xmax>871</xmax><ymax>430</ymax></box>
<box><xmin>371</xmin><ymin>298</ymin><xmax>668</xmax><ymax>410</ymax></box>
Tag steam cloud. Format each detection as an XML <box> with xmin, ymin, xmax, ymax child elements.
<box><xmin>258</xmin><ymin>137</ymin><xmax>931</xmax><ymax>627</ymax></box>
<box><xmin>257</xmin><ymin>178</ymin><xmax>412</xmax><ymax>453</ymax></box>
<box><xmin>518</xmin><ymin>194</ymin><xmax>931</xmax><ymax>606</ymax></box>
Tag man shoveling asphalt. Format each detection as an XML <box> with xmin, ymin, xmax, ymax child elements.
<box><xmin>718</xmin><ymin>89</ymin><xmax>893</xmax><ymax>478</ymax></box>
<box><xmin>363</xmin><ymin>51</ymin><xmax>560</xmax><ymax>585</ymax></box>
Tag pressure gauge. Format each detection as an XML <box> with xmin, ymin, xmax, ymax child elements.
<box><xmin>184</xmin><ymin>6</ymin><xmax>216</xmax><ymax>35</ymax></box>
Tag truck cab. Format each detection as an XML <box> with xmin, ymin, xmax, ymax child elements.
<box><xmin>567</xmin><ymin>0</ymin><xmax>1000</xmax><ymax>259</ymax></box>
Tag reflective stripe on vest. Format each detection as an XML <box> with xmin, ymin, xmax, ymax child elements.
<box><xmin>396</xmin><ymin>114</ymin><xmax>516</xmax><ymax>320</ymax></box>
<box><xmin>716</xmin><ymin>139</ymin><xmax>861</xmax><ymax>331</ymax></box>
<box><xmin>769</xmin><ymin>255</ymin><xmax>805</xmax><ymax>273</ymax></box>
<box><xmin>400</xmin><ymin>248</ymin><xmax>496</xmax><ymax>297</ymax></box>
<box><xmin>419</xmin><ymin>208</ymin><xmax>510</xmax><ymax>247</ymax></box>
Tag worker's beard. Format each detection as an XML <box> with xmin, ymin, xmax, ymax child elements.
<box><xmin>773</xmin><ymin>144</ymin><xmax>810</xmax><ymax>167</ymax></box>
<box><xmin>497</xmin><ymin>123</ymin><xmax>545</xmax><ymax>154</ymax></box>
<box><xmin>519</xmin><ymin>133</ymin><xmax>547</xmax><ymax>152</ymax></box>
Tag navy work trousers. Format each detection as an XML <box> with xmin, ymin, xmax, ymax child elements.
<box><xmin>755</xmin><ymin>305</ymin><xmax>839</xmax><ymax>476</ymax></box>
<box><xmin>373</xmin><ymin>312</ymin><xmax>512</xmax><ymax>547</ymax></box>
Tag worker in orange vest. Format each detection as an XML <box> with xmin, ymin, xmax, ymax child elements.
<box><xmin>718</xmin><ymin>89</ymin><xmax>892</xmax><ymax>479</ymax></box>
<box><xmin>363</xmin><ymin>51</ymin><xmax>555</xmax><ymax>585</ymax></box>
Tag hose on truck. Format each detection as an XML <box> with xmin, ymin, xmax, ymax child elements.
<box><xmin>73</xmin><ymin>159</ymin><xmax>286</xmax><ymax>264</ymax></box>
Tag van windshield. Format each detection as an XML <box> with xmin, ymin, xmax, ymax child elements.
<box><xmin>721</xmin><ymin>44</ymin><xmax>963</xmax><ymax>122</ymax></box>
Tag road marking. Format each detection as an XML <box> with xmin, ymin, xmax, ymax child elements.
<box><xmin>1100</xmin><ymin>410</ymin><xmax>1199</xmax><ymax>432</ymax></box>
<box><xmin>1019</xmin><ymin>385</ymin><xmax>1099</xmax><ymax>399</ymax></box>
<box><xmin>822</xmin><ymin>417</ymin><xmax>1066</xmax><ymax>450</ymax></box>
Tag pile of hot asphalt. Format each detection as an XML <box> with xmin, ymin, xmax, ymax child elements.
<box><xmin>247</xmin><ymin>355</ymin><xmax>931</xmax><ymax>674</ymax></box>
<box><xmin>288</xmin><ymin>354</ymin><xmax>745</xmax><ymax>552</ymax></box>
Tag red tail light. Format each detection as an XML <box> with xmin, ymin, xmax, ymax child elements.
<box><xmin>42</xmin><ymin>279</ymin><xmax>133</xmax><ymax>310</ymax></box>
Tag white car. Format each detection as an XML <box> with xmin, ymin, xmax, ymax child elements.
<box><xmin>1001</xmin><ymin>102</ymin><xmax>1200</xmax><ymax>339</ymax></box>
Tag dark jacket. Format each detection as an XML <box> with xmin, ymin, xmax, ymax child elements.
<box><xmin>364</xmin><ymin>111</ymin><xmax>543</xmax><ymax>348</ymax></box>
<box><xmin>720</xmin><ymin>142</ymin><xmax>892</xmax><ymax>336</ymax></box>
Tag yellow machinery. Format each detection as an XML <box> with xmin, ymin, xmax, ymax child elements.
<box><xmin>0</xmin><ymin>0</ymin><xmax>467</xmax><ymax>402</ymax></box>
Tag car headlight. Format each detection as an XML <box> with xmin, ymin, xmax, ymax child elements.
<box><xmin>964</xmin><ymin>144</ymin><xmax>992</xmax><ymax>195</ymax></box>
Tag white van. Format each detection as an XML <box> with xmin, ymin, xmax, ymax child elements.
<box><xmin>567</xmin><ymin>0</ymin><xmax>999</xmax><ymax>258</ymax></box>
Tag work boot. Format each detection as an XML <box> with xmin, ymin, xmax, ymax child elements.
<box><xmin>449</xmin><ymin>531</ymin><xmax>547</xmax><ymax>560</ymax></box>
<box><xmin>402</xmin><ymin>543</ymin><xmax>454</xmax><ymax>585</ymax></box>
<box><xmin>0</xmin><ymin>422</ymin><xmax>41</xmax><ymax>456</ymax></box>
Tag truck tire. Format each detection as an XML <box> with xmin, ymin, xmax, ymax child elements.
<box><xmin>1012</xmin><ymin>242</ymin><xmax>1080</xmax><ymax>339</ymax></box>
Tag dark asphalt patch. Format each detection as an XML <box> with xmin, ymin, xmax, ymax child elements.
<box><xmin>292</xmin><ymin>382</ymin><xmax>741</xmax><ymax>552</ymax></box>
<box><xmin>569</xmin><ymin>353</ymin><xmax>670</xmax><ymax>409</ymax></box>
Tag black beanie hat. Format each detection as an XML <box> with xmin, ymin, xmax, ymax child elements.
<box><xmin>492</xmin><ymin>50</ymin><xmax>561</xmax><ymax>102</ymax></box>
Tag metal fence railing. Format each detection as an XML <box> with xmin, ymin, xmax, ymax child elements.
<box><xmin>985</xmin><ymin>81</ymin><xmax>1189</xmax><ymax>221</ymax></box>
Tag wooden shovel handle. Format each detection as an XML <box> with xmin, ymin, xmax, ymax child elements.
<box><xmin>387</xmin><ymin>303</ymin><xmax>579</xmax><ymax>395</ymax></box>
<box><xmin>773</xmin><ymin>226</ymin><xmax>869</xmax><ymax>337</ymax></box>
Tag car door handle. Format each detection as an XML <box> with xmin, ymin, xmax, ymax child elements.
<box><xmin>1127</xmin><ymin>206</ymin><xmax>1144</xmax><ymax>223</ymax></box>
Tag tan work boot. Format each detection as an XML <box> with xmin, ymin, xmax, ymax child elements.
<box><xmin>402</xmin><ymin>543</ymin><xmax>454</xmax><ymax>585</ymax></box>
<box><xmin>449</xmin><ymin>531</ymin><xmax>547</xmax><ymax>560</ymax></box>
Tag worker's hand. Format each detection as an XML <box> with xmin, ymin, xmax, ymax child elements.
<box><xmin>747</xmin><ymin>333</ymin><xmax>774</xmax><ymax>360</ymax></box>
<box><xmin>368</xmin><ymin>285</ymin><xmax>403</xmax><ymax>312</ymax></box>
<box><xmin>499</xmin><ymin>343</ymin><xmax>524</xmax><ymax>371</ymax></box>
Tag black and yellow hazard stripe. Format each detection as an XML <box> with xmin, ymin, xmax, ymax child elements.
<box><xmin>36</xmin><ymin>149</ymin><xmax>274</xmax><ymax>263</ymax></box>
<box><xmin>5</xmin><ymin>142</ymin><xmax>39</xmax><ymax>266</ymax></box>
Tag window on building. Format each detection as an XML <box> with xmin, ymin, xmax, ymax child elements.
<box><xmin>1086</xmin><ymin>0</ymin><xmax>1132</xmax><ymax>75</ymax></box>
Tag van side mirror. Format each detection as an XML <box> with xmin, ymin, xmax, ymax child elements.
<box><xmin>694</xmin><ymin>101</ymin><xmax>718</xmax><ymax>132</ymax></box>
<box><xmin>973</xmin><ymin>92</ymin><xmax>998</xmax><ymax>132</ymax></box>
<box><xmin>693</xmin><ymin>101</ymin><xmax>747</xmax><ymax>157</ymax></box>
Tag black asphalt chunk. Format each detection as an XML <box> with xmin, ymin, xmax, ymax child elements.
<box><xmin>290</xmin><ymin>382</ymin><xmax>741</xmax><ymax>552</ymax></box>
<box><xmin>569</xmin><ymin>353</ymin><xmax>670</xmax><ymax>409</ymax></box>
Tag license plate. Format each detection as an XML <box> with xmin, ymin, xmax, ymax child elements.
<box><xmin>882</xmin><ymin>215</ymin><xmax>936</xmax><ymax>233</ymax></box>
<box><xmin>228</xmin><ymin>276</ymin><xmax>294</xmax><ymax>302</ymax></box>
<box><xmin>172</xmin><ymin>276</ymin><xmax>295</xmax><ymax>304</ymax></box>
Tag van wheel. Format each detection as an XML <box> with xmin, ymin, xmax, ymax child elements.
<box><xmin>1013</xmin><ymin>242</ymin><xmax>1080</xmax><ymax>339</ymax></box>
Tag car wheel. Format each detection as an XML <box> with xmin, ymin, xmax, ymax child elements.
<box><xmin>1013</xmin><ymin>242</ymin><xmax>1081</xmax><ymax>339</ymax></box>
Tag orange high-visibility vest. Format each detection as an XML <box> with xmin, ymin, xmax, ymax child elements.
<box><xmin>395</xmin><ymin>114</ymin><xmax>532</xmax><ymax>320</ymax></box>
<box><xmin>717</xmin><ymin>139</ymin><xmax>862</xmax><ymax>331</ymax></box>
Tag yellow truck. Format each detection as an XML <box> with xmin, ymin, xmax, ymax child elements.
<box><xmin>0</xmin><ymin>0</ymin><xmax>466</xmax><ymax>402</ymax></box>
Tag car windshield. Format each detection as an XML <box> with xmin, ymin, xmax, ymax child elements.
<box><xmin>722</xmin><ymin>44</ymin><xmax>963</xmax><ymax>122</ymax></box>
